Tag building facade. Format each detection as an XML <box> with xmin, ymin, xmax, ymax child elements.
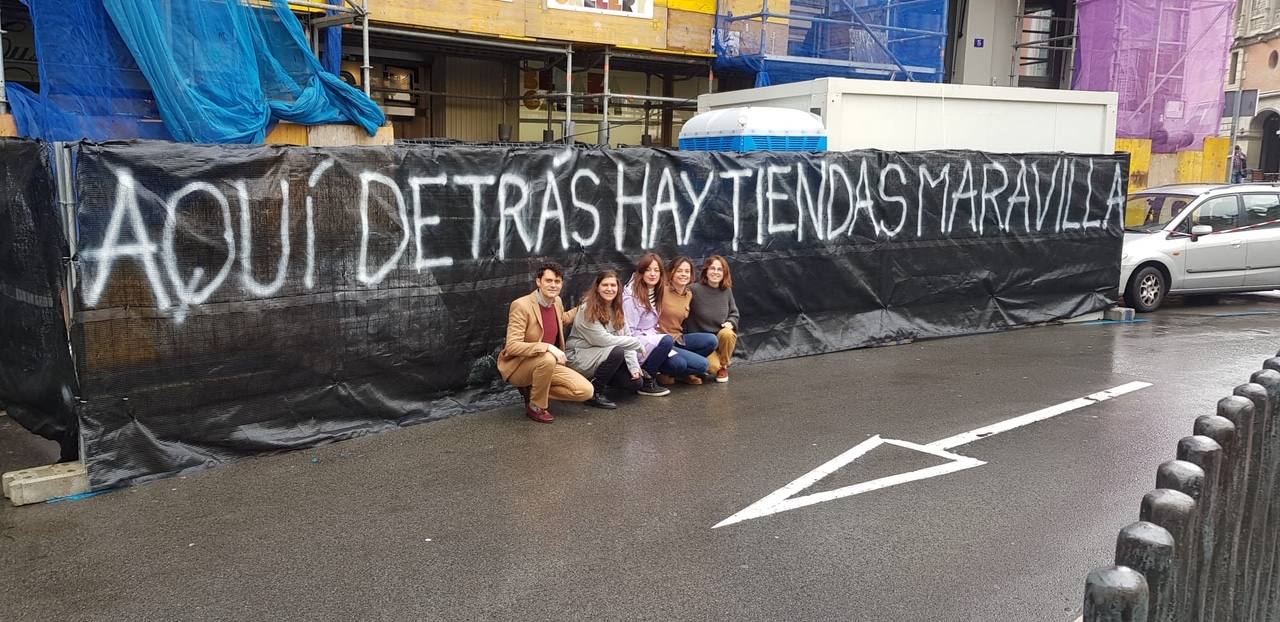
<box><xmin>1230</xmin><ymin>0</ymin><xmax>1280</xmax><ymax>176</ymax></box>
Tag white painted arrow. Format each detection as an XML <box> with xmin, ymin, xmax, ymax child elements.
<box><xmin>713</xmin><ymin>380</ymin><xmax>1152</xmax><ymax>528</ymax></box>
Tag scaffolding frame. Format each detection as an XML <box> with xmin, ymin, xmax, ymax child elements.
<box><xmin>297</xmin><ymin>0</ymin><xmax>372</xmax><ymax>97</ymax></box>
<box><xmin>713</xmin><ymin>0</ymin><xmax>949</xmax><ymax>83</ymax></box>
<box><xmin>349</xmin><ymin>23</ymin><xmax>714</xmax><ymax>145</ymax></box>
<box><xmin>1104</xmin><ymin>0</ymin><xmax>1235</xmax><ymax>139</ymax></box>
<box><xmin>1009</xmin><ymin>0</ymin><xmax>1078</xmax><ymax>88</ymax></box>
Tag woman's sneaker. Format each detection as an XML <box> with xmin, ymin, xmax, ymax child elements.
<box><xmin>637</xmin><ymin>374</ymin><xmax>671</xmax><ymax>397</ymax></box>
<box><xmin>715</xmin><ymin>368</ymin><xmax>729</xmax><ymax>383</ymax></box>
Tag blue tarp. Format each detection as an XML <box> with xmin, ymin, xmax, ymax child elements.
<box><xmin>322</xmin><ymin>0</ymin><xmax>344</xmax><ymax>76</ymax></box>
<box><xmin>10</xmin><ymin>0</ymin><xmax>173</xmax><ymax>141</ymax></box>
<box><xmin>713</xmin><ymin>0</ymin><xmax>948</xmax><ymax>87</ymax></box>
<box><xmin>13</xmin><ymin>0</ymin><xmax>384</xmax><ymax>144</ymax></box>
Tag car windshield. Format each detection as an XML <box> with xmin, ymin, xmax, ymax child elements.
<box><xmin>1124</xmin><ymin>193</ymin><xmax>1196</xmax><ymax>233</ymax></box>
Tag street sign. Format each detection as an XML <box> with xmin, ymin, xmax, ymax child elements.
<box><xmin>1224</xmin><ymin>89</ymin><xmax>1259</xmax><ymax>118</ymax></box>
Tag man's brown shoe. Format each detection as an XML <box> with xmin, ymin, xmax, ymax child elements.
<box><xmin>656</xmin><ymin>373</ymin><xmax>676</xmax><ymax>386</ymax></box>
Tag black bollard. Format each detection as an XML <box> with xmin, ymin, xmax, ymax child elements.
<box><xmin>1155</xmin><ymin>460</ymin><xmax>1205</xmax><ymax>620</ymax></box>
<box><xmin>1215</xmin><ymin>394</ymin><xmax>1256</xmax><ymax>622</ymax></box>
<box><xmin>1139</xmin><ymin>488</ymin><xmax>1197</xmax><ymax>622</ymax></box>
<box><xmin>1193</xmin><ymin>415</ymin><xmax>1237</xmax><ymax>461</ymax></box>
<box><xmin>1085</xmin><ymin>565</ymin><xmax>1149</xmax><ymax>622</ymax></box>
<box><xmin>1245</xmin><ymin>369</ymin><xmax>1280</xmax><ymax>621</ymax></box>
<box><xmin>1262</xmin><ymin>362</ymin><xmax>1280</xmax><ymax>620</ymax></box>
<box><xmin>1155</xmin><ymin>460</ymin><xmax>1204</xmax><ymax>504</ymax></box>
<box><xmin>1193</xmin><ymin>414</ymin><xmax>1238</xmax><ymax>621</ymax></box>
<box><xmin>1116</xmin><ymin>521</ymin><xmax>1176</xmax><ymax>622</ymax></box>
<box><xmin>1176</xmin><ymin>435</ymin><xmax>1224</xmax><ymax>621</ymax></box>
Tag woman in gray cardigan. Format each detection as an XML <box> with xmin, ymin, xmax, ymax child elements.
<box><xmin>685</xmin><ymin>255</ymin><xmax>740</xmax><ymax>383</ymax></box>
<box><xmin>567</xmin><ymin>270</ymin><xmax>670</xmax><ymax>409</ymax></box>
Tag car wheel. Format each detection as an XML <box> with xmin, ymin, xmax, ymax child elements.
<box><xmin>1125</xmin><ymin>266</ymin><xmax>1167</xmax><ymax>312</ymax></box>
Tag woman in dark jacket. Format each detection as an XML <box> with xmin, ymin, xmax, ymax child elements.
<box><xmin>685</xmin><ymin>255</ymin><xmax>739</xmax><ymax>383</ymax></box>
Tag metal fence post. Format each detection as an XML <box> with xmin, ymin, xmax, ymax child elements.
<box><xmin>1115</xmin><ymin>521</ymin><xmax>1176</xmax><ymax>621</ymax></box>
<box><xmin>1084</xmin><ymin>565</ymin><xmax>1149</xmax><ymax>622</ymax></box>
<box><xmin>1244</xmin><ymin>369</ymin><xmax>1280</xmax><ymax>621</ymax></box>
<box><xmin>1266</xmin><ymin>357</ymin><xmax>1280</xmax><ymax>617</ymax></box>
<box><xmin>1193</xmin><ymin>413</ymin><xmax>1238</xmax><ymax>620</ymax></box>
<box><xmin>1175</xmin><ymin>435</ymin><xmax>1224</xmax><ymax>621</ymax></box>
<box><xmin>1215</xmin><ymin>394</ymin><xmax>1257</xmax><ymax>621</ymax></box>
<box><xmin>1138</xmin><ymin>489</ymin><xmax>1196</xmax><ymax>622</ymax></box>
<box><xmin>1155</xmin><ymin>460</ymin><xmax>1205</xmax><ymax>619</ymax></box>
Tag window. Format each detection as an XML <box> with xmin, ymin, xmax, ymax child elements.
<box><xmin>1231</xmin><ymin>51</ymin><xmax>1241</xmax><ymax>83</ymax></box>
<box><xmin>1183</xmin><ymin>196</ymin><xmax>1241</xmax><ymax>232</ymax></box>
<box><xmin>1253</xmin><ymin>0</ymin><xmax>1270</xmax><ymax>34</ymax></box>
<box><xmin>1126</xmin><ymin>194</ymin><xmax>1194</xmax><ymax>232</ymax></box>
<box><xmin>1243</xmin><ymin>194</ymin><xmax>1280</xmax><ymax>228</ymax></box>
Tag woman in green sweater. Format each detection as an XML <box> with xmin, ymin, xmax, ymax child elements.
<box><xmin>685</xmin><ymin>255</ymin><xmax>740</xmax><ymax>383</ymax></box>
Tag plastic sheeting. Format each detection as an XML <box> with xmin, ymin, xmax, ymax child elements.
<box><xmin>55</xmin><ymin>141</ymin><xmax>1128</xmax><ymax>488</ymax></box>
<box><xmin>1074</xmin><ymin>0</ymin><xmax>1236</xmax><ymax>153</ymax></box>
<box><xmin>321</xmin><ymin>0</ymin><xmax>344</xmax><ymax>76</ymax></box>
<box><xmin>11</xmin><ymin>0</ymin><xmax>383</xmax><ymax>144</ymax></box>
<box><xmin>8</xmin><ymin>0</ymin><xmax>174</xmax><ymax>142</ymax></box>
<box><xmin>715</xmin><ymin>0</ymin><xmax>948</xmax><ymax>86</ymax></box>
<box><xmin>102</xmin><ymin>0</ymin><xmax>384</xmax><ymax>143</ymax></box>
<box><xmin>0</xmin><ymin>139</ymin><xmax>78</xmax><ymax>458</ymax></box>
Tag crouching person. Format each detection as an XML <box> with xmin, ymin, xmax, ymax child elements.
<box><xmin>497</xmin><ymin>262</ymin><xmax>593</xmax><ymax>423</ymax></box>
<box><xmin>566</xmin><ymin>270</ymin><xmax>646</xmax><ymax>410</ymax></box>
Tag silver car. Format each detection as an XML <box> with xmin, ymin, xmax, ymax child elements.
<box><xmin>1120</xmin><ymin>182</ymin><xmax>1280</xmax><ymax>312</ymax></box>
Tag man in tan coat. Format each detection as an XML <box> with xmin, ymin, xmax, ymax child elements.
<box><xmin>497</xmin><ymin>262</ymin><xmax>593</xmax><ymax>423</ymax></box>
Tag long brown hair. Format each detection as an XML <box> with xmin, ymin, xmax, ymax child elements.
<box><xmin>699</xmin><ymin>255</ymin><xmax>733</xmax><ymax>290</ymax></box>
<box><xmin>666</xmin><ymin>255</ymin><xmax>695</xmax><ymax>292</ymax></box>
<box><xmin>584</xmin><ymin>270</ymin><xmax>626</xmax><ymax>330</ymax></box>
<box><xmin>630</xmin><ymin>252</ymin><xmax>666</xmax><ymax>311</ymax></box>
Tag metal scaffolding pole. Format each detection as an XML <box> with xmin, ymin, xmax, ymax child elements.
<box><xmin>564</xmin><ymin>46</ymin><xmax>573</xmax><ymax>144</ymax></box>
<box><xmin>601</xmin><ymin>47</ymin><xmax>612</xmax><ymax>147</ymax></box>
<box><xmin>359</xmin><ymin>25</ymin><xmax>570</xmax><ymax>55</ymax></box>
<box><xmin>360</xmin><ymin>0</ymin><xmax>371</xmax><ymax>97</ymax></box>
<box><xmin>0</xmin><ymin>3</ymin><xmax>8</xmax><ymax>113</ymax></box>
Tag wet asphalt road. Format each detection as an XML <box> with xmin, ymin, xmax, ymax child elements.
<box><xmin>2</xmin><ymin>294</ymin><xmax>1279</xmax><ymax>622</ymax></box>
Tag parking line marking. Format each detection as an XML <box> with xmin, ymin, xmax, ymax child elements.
<box><xmin>714</xmin><ymin>381</ymin><xmax>1153</xmax><ymax>528</ymax></box>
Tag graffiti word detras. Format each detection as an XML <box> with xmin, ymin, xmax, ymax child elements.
<box><xmin>80</xmin><ymin>156</ymin><xmax>1126</xmax><ymax>312</ymax></box>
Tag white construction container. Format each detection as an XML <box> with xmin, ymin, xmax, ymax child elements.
<box><xmin>697</xmin><ymin>78</ymin><xmax>1119</xmax><ymax>154</ymax></box>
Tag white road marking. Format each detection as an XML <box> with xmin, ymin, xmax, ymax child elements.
<box><xmin>713</xmin><ymin>381</ymin><xmax>1153</xmax><ymax>528</ymax></box>
<box><xmin>926</xmin><ymin>381</ymin><xmax>1152</xmax><ymax>450</ymax></box>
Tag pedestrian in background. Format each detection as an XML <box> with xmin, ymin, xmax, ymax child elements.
<box><xmin>497</xmin><ymin>261</ymin><xmax>593</xmax><ymax>423</ymax></box>
<box><xmin>566</xmin><ymin>270</ymin><xmax>667</xmax><ymax>407</ymax></box>
<box><xmin>1233</xmin><ymin>145</ymin><xmax>1247</xmax><ymax>184</ymax></box>
<box><xmin>657</xmin><ymin>255</ymin><xmax>715</xmax><ymax>385</ymax></box>
<box><xmin>685</xmin><ymin>255</ymin><xmax>739</xmax><ymax>383</ymax></box>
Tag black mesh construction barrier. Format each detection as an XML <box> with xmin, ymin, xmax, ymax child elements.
<box><xmin>70</xmin><ymin>141</ymin><xmax>1128</xmax><ymax>488</ymax></box>
<box><xmin>0</xmin><ymin>138</ymin><xmax>77</xmax><ymax>458</ymax></box>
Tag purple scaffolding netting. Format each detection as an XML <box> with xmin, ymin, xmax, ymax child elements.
<box><xmin>1074</xmin><ymin>0</ymin><xmax>1235</xmax><ymax>153</ymax></box>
